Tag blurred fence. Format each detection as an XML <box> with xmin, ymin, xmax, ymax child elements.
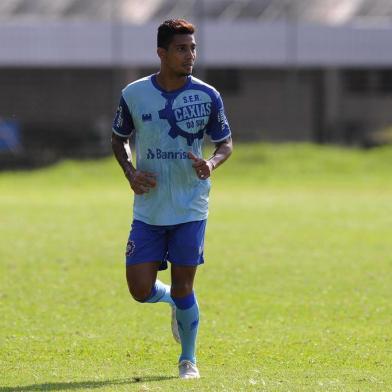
<box><xmin>1</xmin><ymin>0</ymin><xmax>392</xmax><ymax>168</ymax></box>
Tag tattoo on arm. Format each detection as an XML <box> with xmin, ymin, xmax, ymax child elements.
<box><xmin>111</xmin><ymin>133</ymin><xmax>135</xmax><ymax>181</ymax></box>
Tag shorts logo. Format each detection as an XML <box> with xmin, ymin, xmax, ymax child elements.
<box><xmin>158</xmin><ymin>89</ymin><xmax>212</xmax><ymax>146</ymax></box>
<box><xmin>125</xmin><ymin>240</ymin><xmax>135</xmax><ymax>256</ymax></box>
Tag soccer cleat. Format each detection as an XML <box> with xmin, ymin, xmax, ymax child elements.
<box><xmin>179</xmin><ymin>360</ymin><xmax>200</xmax><ymax>379</ymax></box>
<box><xmin>171</xmin><ymin>304</ymin><xmax>180</xmax><ymax>344</ymax></box>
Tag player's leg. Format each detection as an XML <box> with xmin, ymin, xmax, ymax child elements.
<box><xmin>126</xmin><ymin>262</ymin><xmax>159</xmax><ymax>302</ymax></box>
<box><xmin>125</xmin><ymin>220</ymin><xmax>173</xmax><ymax>304</ymax></box>
<box><xmin>171</xmin><ymin>264</ymin><xmax>199</xmax><ymax>365</ymax></box>
<box><xmin>168</xmin><ymin>220</ymin><xmax>206</xmax><ymax>378</ymax></box>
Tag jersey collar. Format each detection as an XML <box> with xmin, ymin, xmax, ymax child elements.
<box><xmin>150</xmin><ymin>74</ymin><xmax>192</xmax><ymax>95</ymax></box>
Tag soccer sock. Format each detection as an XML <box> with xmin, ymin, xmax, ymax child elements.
<box><xmin>144</xmin><ymin>279</ymin><xmax>174</xmax><ymax>305</ymax></box>
<box><xmin>172</xmin><ymin>292</ymin><xmax>199</xmax><ymax>364</ymax></box>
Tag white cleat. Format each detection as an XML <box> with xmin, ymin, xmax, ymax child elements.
<box><xmin>170</xmin><ymin>304</ymin><xmax>180</xmax><ymax>344</ymax></box>
<box><xmin>179</xmin><ymin>360</ymin><xmax>200</xmax><ymax>379</ymax></box>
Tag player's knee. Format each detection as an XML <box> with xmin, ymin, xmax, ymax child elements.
<box><xmin>171</xmin><ymin>282</ymin><xmax>193</xmax><ymax>298</ymax></box>
<box><xmin>128</xmin><ymin>284</ymin><xmax>152</xmax><ymax>303</ymax></box>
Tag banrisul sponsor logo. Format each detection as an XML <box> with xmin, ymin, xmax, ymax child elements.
<box><xmin>147</xmin><ymin>148</ymin><xmax>155</xmax><ymax>159</ymax></box>
<box><xmin>146</xmin><ymin>148</ymin><xmax>188</xmax><ymax>160</ymax></box>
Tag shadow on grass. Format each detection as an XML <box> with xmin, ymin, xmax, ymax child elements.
<box><xmin>0</xmin><ymin>375</ymin><xmax>177</xmax><ymax>391</ymax></box>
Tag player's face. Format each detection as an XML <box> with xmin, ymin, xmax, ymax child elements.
<box><xmin>165</xmin><ymin>34</ymin><xmax>196</xmax><ymax>76</ymax></box>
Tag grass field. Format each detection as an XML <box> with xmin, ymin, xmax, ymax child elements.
<box><xmin>1</xmin><ymin>143</ymin><xmax>392</xmax><ymax>391</ymax></box>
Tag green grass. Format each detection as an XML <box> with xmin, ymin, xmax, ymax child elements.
<box><xmin>1</xmin><ymin>142</ymin><xmax>391</xmax><ymax>391</ymax></box>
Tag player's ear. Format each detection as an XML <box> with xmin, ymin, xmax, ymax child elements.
<box><xmin>157</xmin><ymin>47</ymin><xmax>166</xmax><ymax>61</ymax></box>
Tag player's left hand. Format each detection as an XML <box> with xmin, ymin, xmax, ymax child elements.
<box><xmin>188</xmin><ymin>151</ymin><xmax>213</xmax><ymax>180</ymax></box>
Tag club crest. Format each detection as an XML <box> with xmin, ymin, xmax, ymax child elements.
<box><xmin>125</xmin><ymin>240</ymin><xmax>135</xmax><ymax>256</ymax></box>
<box><xmin>158</xmin><ymin>89</ymin><xmax>212</xmax><ymax>146</ymax></box>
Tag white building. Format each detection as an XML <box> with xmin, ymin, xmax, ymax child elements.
<box><xmin>1</xmin><ymin>0</ymin><xmax>392</xmax><ymax>158</ymax></box>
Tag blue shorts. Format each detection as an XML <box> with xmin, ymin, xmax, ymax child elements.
<box><xmin>125</xmin><ymin>219</ymin><xmax>206</xmax><ymax>270</ymax></box>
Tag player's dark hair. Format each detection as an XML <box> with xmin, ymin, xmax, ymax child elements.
<box><xmin>157</xmin><ymin>19</ymin><xmax>195</xmax><ymax>50</ymax></box>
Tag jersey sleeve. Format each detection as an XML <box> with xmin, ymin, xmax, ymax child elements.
<box><xmin>206</xmin><ymin>91</ymin><xmax>231</xmax><ymax>142</ymax></box>
<box><xmin>112</xmin><ymin>95</ymin><xmax>134</xmax><ymax>137</ymax></box>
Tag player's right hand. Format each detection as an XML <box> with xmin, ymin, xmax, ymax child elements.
<box><xmin>127</xmin><ymin>170</ymin><xmax>157</xmax><ymax>195</ymax></box>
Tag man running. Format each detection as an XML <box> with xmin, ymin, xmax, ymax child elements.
<box><xmin>111</xmin><ymin>18</ymin><xmax>233</xmax><ymax>379</ymax></box>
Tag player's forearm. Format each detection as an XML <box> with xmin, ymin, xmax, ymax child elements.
<box><xmin>111</xmin><ymin>133</ymin><xmax>135</xmax><ymax>180</ymax></box>
<box><xmin>208</xmin><ymin>138</ymin><xmax>233</xmax><ymax>171</ymax></box>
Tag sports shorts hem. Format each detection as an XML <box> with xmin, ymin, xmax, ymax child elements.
<box><xmin>124</xmin><ymin>219</ymin><xmax>206</xmax><ymax>271</ymax></box>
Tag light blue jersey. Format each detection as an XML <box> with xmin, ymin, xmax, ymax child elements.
<box><xmin>113</xmin><ymin>74</ymin><xmax>231</xmax><ymax>225</ymax></box>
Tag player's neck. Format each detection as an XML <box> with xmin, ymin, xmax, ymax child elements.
<box><xmin>155</xmin><ymin>71</ymin><xmax>189</xmax><ymax>92</ymax></box>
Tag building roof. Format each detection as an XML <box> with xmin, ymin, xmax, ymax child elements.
<box><xmin>2</xmin><ymin>0</ymin><xmax>392</xmax><ymax>68</ymax></box>
<box><xmin>1</xmin><ymin>0</ymin><xmax>392</xmax><ymax>25</ymax></box>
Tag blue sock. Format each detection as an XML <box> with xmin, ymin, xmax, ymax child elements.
<box><xmin>145</xmin><ymin>280</ymin><xmax>174</xmax><ymax>305</ymax></box>
<box><xmin>172</xmin><ymin>292</ymin><xmax>199</xmax><ymax>364</ymax></box>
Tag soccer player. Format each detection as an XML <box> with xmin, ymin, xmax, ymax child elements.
<box><xmin>111</xmin><ymin>19</ymin><xmax>232</xmax><ymax>379</ymax></box>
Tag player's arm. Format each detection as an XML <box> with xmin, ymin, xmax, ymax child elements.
<box><xmin>189</xmin><ymin>89</ymin><xmax>233</xmax><ymax>180</ymax></box>
<box><xmin>111</xmin><ymin>133</ymin><xmax>156</xmax><ymax>195</ymax></box>
<box><xmin>208</xmin><ymin>137</ymin><xmax>233</xmax><ymax>171</ymax></box>
<box><xmin>111</xmin><ymin>132</ymin><xmax>135</xmax><ymax>183</ymax></box>
<box><xmin>111</xmin><ymin>95</ymin><xmax>156</xmax><ymax>194</ymax></box>
<box><xmin>189</xmin><ymin>137</ymin><xmax>233</xmax><ymax>180</ymax></box>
